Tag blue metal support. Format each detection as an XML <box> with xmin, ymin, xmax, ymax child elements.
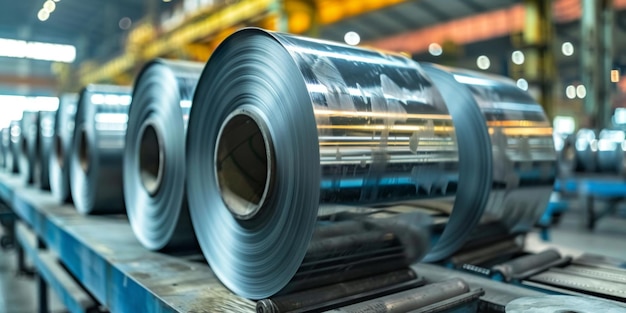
<box><xmin>0</xmin><ymin>172</ymin><xmax>255</xmax><ymax>313</ymax></box>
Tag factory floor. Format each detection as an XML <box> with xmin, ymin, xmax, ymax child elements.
<box><xmin>0</xmin><ymin>201</ymin><xmax>625</xmax><ymax>313</ymax></box>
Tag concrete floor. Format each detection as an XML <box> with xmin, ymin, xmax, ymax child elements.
<box><xmin>527</xmin><ymin>199</ymin><xmax>626</xmax><ymax>260</ymax></box>
<box><xmin>0</xmin><ymin>199</ymin><xmax>625</xmax><ymax>312</ymax></box>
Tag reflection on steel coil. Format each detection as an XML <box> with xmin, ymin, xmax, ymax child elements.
<box><xmin>124</xmin><ymin>59</ymin><xmax>202</xmax><ymax>250</ymax></box>
<box><xmin>596</xmin><ymin>129</ymin><xmax>626</xmax><ymax>175</ymax></box>
<box><xmin>19</xmin><ymin>111</ymin><xmax>39</xmax><ymax>185</ymax></box>
<box><xmin>50</xmin><ymin>94</ymin><xmax>78</xmax><ymax>203</ymax></box>
<box><xmin>70</xmin><ymin>84</ymin><xmax>132</xmax><ymax>214</ymax></box>
<box><xmin>0</xmin><ymin>127</ymin><xmax>8</xmax><ymax>170</ymax></box>
<box><xmin>6</xmin><ymin>120</ymin><xmax>21</xmax><ymax>174</ymax></box>
<box><xmin>574</xmin><ymin>128</ymin><xmax>598</xmax><ymax>172</ymax></box>
<box><xmin>186</xmin><ymin>29</ymin><xmax>487</xmax><ymax>299</ymax></box>
<box><xmin>422</xmin><ymin>65</ymin><xmax>556</xmax><ymax>238</ymax></box>
<box><xmin>37</xmin><ymin>110</ymin><xmax>56</xmax><ymax>190</ymax></box>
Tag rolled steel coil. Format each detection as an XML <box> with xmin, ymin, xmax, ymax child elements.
<box><xmin>37</xmin><ymin>110</ymin><xmax>56</xmax><ymax>190</ymax></box>
<box><xmin>124</xmin><ymin>59</ymin><xmax>202</xmax><ymax>250</ymax></box>
<box><xmin>596</xmin><ymin>129</ymin><xmax>626</xmax><ymax>174</ymax></box>
<box><xmin>186</xmin><ymin>29</ymin><xmax>488</xmax><ymax>298</ymax></box>
<box><xmin>19</xmin><ymin>111</ymin><xmax>40</xmax><ymax>185</ymax></box>
<box><xmin>50</xmin><ymin>93</ymin><xmax>78</xmax><ymax>203</ymax></box>
<box><xmin>0</xmin><ymin>127</ymin><xmax>7</xmax><ymax>170</ymax></box>
<box><xmin>552</xmin><ymin>132</ymin><xmax>576</xmax><ymax>177</ymax></box>
<box><xmin>574</xmin><ymin>128</ymin><xmax>598</xmax><ymax>172</ymax></box>
<box><xmin>422</xmin><ymin>65</ymin><xmax>556</xmax><ymax>237</ymax></box>
<box><xmin>70</xmin><ymin>85</ymin><xmax>132</xmax><ymax>214</ymax></box>
<box><xmin>6</xmin><ymin>120</ymin><xmax>21</xmax><ymax>174</ymax></box>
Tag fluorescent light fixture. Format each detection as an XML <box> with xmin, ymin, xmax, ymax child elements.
<box><xmin>0</xmin><ymin>38</ymin><xmax>76</xmax><ymax>63</ymax></box>
<box><xmin>0</xmin><ymin>95</ymin><xmax>58</xmax><ymax>128</ymax></box>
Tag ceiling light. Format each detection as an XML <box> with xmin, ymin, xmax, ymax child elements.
<box><xmin>119</xmin><ymin>17</ymin><xmax>132</xmax><ymax>30</ymax></box>
<box><xmin>53</xmin><ymin>0</ymin><xmax>60</xmax><ymax>2</ymax></box>
<box><xmin>37</xmin><ymin>8</ymin><xmax>50</xmax><ymax>21</ymax></box>
<box><xmin>511</xmin><ymin>50</ymin><xmax>524</xmax><ymax>65</ymax></box>
<box><xmin>576</xmin><ymin>85</ymin><xmax>586</xmax><ymax>99</ymax></box>
<box><xmin>0</xmin><ymin>38</ymin><xmax>76</xmax><ymax>63</ymax></box>
<box><xmin>476</xmin><ymin>55</ymin><xmax>490</xmax><ymax>70</ymax></box>
<box><xmin>428</xmin><ymin>43</ymin><xmax>442</xmax><ymax>56</ymax></box>
<box><xmin>561</xmin><ymin>42</ymin><xmax>574</xmax><ymax>56</ymax></box>
<box><xmin>565</xmin><ymin>85</ymin><xmax>576</xmax><ymax>99</ymax></box>
<box><xmin>163</xmin><ymin>0</ymin><xmax>172</xmax><ymax>2</ymax></box>
<box><xmin>344</xmin><ymin>31</ymin><xmax>360</xmax><ymax>46</ymax></box>
<box><xmin>43</xmin><ymin>0</ymin><xmax>56</xmax><ymax>13</ymax></box>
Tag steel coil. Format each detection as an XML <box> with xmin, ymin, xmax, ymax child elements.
<box><xmin>19</xmin><ymin>111</ymin><xmax>40</xmax><ymax>185</ymax></box>
<box><xmin>0</xmin><ymin>127</ymin><xmax>7</xmax><ymax>170</ymax></box>
<box><xmin>186</xmin><ymin>29</ymin><xmax>487</xmax><ymax>299</ymax></box>
<box><xmin>70</xmin><ymin>84</ymin><xmax>132</xmax><ymax>214</ymax></box>
<box><xmin>124</xmin><ymin>59</ymin><xmax>202</xmax><ymax>250</ymax></box>
<box><xmin>596</xmin><ymin>129</ymin><xmax>626</xmax><ymax>174</ymax></box>
<box><xmin>553</xmin><ymin>132</ymin><xmax>576</xmax><ymax>177</ymax></box>
<box><xmin>574</xmin><ymin>128</ymin><xmax>598</xmax><ymax>172</ymax></box>
<box><xmin>37</xmin><ymin>110</ymin><xmax>56</xmax><ymax>190</ymax></box>
<box><xmin>50</xmin><ymin>94</ymin><xmax>78</xmax><ymax>203</ymax></box>
<box><xmin>506</xmin><ymin>295</ymin><xmax>625</xmax><ymax>313</ymax></box>
<box><xmin>422</xmin><ymin>65</ymin><xmax>556</xmax><ymax>237</ymax></box>
<box><xmin>6</xmin><ymin>120</ymin><xmax>21</xmax><ymax>174</ymax></box>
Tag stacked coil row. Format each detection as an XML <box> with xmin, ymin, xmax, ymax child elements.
<box><xmin>0</xmin><ymin>29</ymin><xmax>556</xmax><ymax>300</ymax></box>
<box><xmin>556</xmin><ymin>128</ymin><xmax>626</xmax><ymax>176</ymax></box>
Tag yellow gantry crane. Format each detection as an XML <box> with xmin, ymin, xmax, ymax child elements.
<box><xmin>75</xmin><ymin>0</ymin><xmax>408</xmax><ymax>87</ymax></box>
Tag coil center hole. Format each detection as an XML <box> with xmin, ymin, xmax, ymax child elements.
<box><xmin>139</xmin><ymin>124</ymin><xmax>164</xmax><ymax>196</ymax></box>
<box><xmin>216</xmin><ymin>112</ymin><xmax>273</xmax><ymax>220</ymax></box>
<box><xmin>20</xmin><ymin>136</ymin><xmax>28</xmax><ymax>156</ymax></box>
<box><xmin>78</xmin><ymin>128</ymin><xmax>90</xmax><ymax>173</ymax></box>
<box><xmin>55</xmin><ymin>135</ymin><xmax>64</xmax><ymax>168</ymax></box>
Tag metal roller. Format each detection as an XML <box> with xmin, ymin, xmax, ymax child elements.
<box><xmin>574</xmin><ymin>128</ymin><xmax>598</xmax><ymax>172</ymax></box>
<box><xmin>37</xmin><ymin>110</ymin><xmax>56</xmax><ymax>190</ymax></box>
<box><xmin>596</xmin><ymin>129</ymin><xmax>626</xmax><ymax>174</ymax></box>
<box><xmin>19</xmin><ymin>111</ymin><xmax>40</xmax><ymax>185</ymax></box>
<box><xmin>422</xmin><ymin>65</ymin><xmax>557</xmax><ymax>238</ymax></box>
<box><xmin>50</xmin><ymin>94</ymin><xmax>78</xmax><ymax>203</ymax></box>
<box><xmin>506</xmin><ymin>295</ymin><xmax>626</xmax><ymax>313</ymax></box>
<box><xmin>6</xmin><ymin>120</ymin><xmax>21</xmax><ymax>174</ymax></box>
<box><xmin>70</xmin><ymin>84</ymin><xmax>132</xmax><ymax>214</ymax></box>
<box><xmin>124</xmin><ymin>59</ymin><xmax>202</xmax><ymax>250</ymax></box>
<box><xmin>186</xmin><ymin>28</ymin><xmax>490</xmax><ymax>299</ymax></box>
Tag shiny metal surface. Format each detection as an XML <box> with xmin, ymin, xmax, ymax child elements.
<box><xmin>186</xmin><ymin>28</ymin><xmax>480</xmax><ymax>299</ymax></box>
<box><xmin>575</xmin><ymin>128</ymin><xmax>598</xmax><ymax>172</ymax></box>
<box><xmin>70</xmin><ymin>84</ymin><xmax>131</xmax><ymax>214</ymax></box>
<box><xmin>6</xmin><ymin>120</ymin><xmax>21</xmax><ymax>174</ymax></box>
<box><xmin>553</xmin><ymin>132</ymin><xmax>576</xmax><ymax>177</ymax></box>
<box><xmin>124</xmin><ymin>59</ymin><xmax>202</xmax><ymax>250</ymax></box>
<box><xmin>422</xmin><ymin>65</ymin><xmax>557</xmax><ymax>237</ymax></box>
<box><xmin>0</xmin><ymin>127</ymin><xmax>7</xmax><ymax>170</ymax></box>
<box><xmin>37</xmin><ymin>110</ymin><xmax>56</xmax><ymax>190</ymax></box>
<box><xmin>50</xmin><ymin>94</ymin><xmax>78</xmax><ymax>203</ymax></box>
<box><xmin>596</xmin><ymin>129</ymin><xmax>626</xmax><ymax>174</ymax></box>
<box><xmin>19</xmin><ymin>111</ymin><xmax>40</xmax><ymax>185</ymax></box>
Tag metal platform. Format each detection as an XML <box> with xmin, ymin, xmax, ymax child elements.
<box><xmin>549</xmin><ymin>177</ymin><xmax>626</xmax><ymax>230</ymax></box>
<box><xmin>0</xmin><ymin>172</ymin><xmax>256</xmax><ymax>313</ymax></box>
